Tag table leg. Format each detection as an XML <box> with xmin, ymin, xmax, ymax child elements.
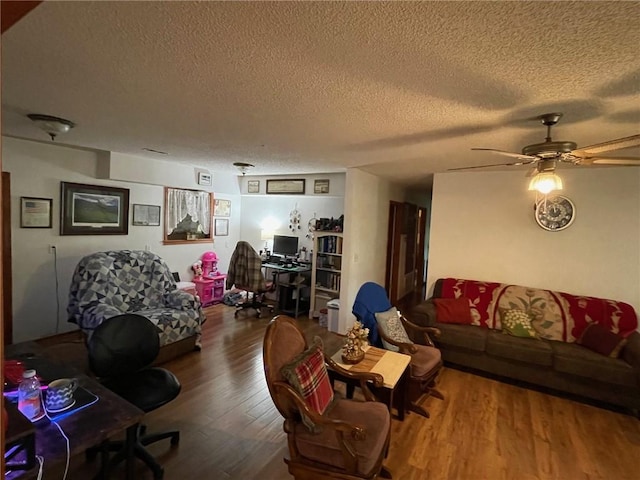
<box><xmin>396</xmin><ymin>369</ymin><xmax>408</xmax><ymax>421</ymax></box>
<box><xmin>124</xmin><ymin>423</ymin><xmax>138</xmax><ymax>479</ymax></box>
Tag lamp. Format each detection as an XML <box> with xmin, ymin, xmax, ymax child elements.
<box><xmin>261</xmin><ymin>229</ymin><xmax>274</xmax><ymax>253</ymax></box>
<box><xmin>528</xmin><ymin>171</ymin><xmax>563</xmax><ymax>194</ymax></box>
<box><xmin>233</xmin><ymin>162</ymin><xmax>254</xmax><ymax>176</ymax></box>
<box><xmin>27</xmin><ymin>114</ymin><xmax>75</xmax><ymax>141</ymax></box>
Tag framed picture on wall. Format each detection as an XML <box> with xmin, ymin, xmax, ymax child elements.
<box><xmin>247</xmin><ymin>180</ymin><xmax>260</xmax><ymax>193</ymax></box>
<box><xmin>132</xmin><ymin>204</ymin><xmax>161</xmax><ymax>226</ymax></box>
<box><xmin>314</xmin><ymin>179</ymin><xmax>330</xmax><ymax>194</ymax></box>
<box><xmin>198</xmin><ymin>172</ymin><xmax>212</xmax><ymax>186</ymax></box>
<box><xmin>20</xmin><ymin>197</ymin><xmax>52</xmax><ymax>228</ymax></box>
<box><xmin>214</xmin><ymin>218</ymin><xmax>229</xmax><ymax>236</ymax></box>
<box><xmin>60</xmin><ymin>182</ymin><xmax>129</xmax><ymax>235</ymax></box>
<box><xmin>266</xmin><ymin>179</ymin><xmax>306</xmax><ymax>194</ymax></box>
<box><xmin>214</xmin><ymin>199</ymin><xmax>231</xmax><ymax>217</ymax></box>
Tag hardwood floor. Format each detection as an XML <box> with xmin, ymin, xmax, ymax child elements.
<box><xmin>58</xmin><ymin>304</ymin><xmax>640</xmax><ymax>479</ymax></box>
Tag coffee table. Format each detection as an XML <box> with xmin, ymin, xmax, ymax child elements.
<box><xmin>330</xmin><ymin>345</ymin><xmax>411</xmax><ymax>420</ymax></box>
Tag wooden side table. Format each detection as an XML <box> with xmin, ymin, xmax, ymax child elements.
<box><xmin>330</xmin><ymin>345</ymin><xmax>411</xmax><ymax>420</ymax></box>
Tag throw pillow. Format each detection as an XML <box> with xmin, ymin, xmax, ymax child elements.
<box><xmin>280</xmin><ymin>337</ymin><xmax>334</xmax><ymax>418</ymax></box>
<box><xmin>433</xmin><ymin>297</ymin><xmax>473</xmax><ymax>325</ymax></box>
<box><xmin>500</xmin><ymin>309</ymin><xmax>537</xmax><ymax>338</ymax></box>
<box><xmin>375</xmin><ymin>307</ymin><xmax>413</xmax><ymax>352</ymax></box>
<box><xmin>577</xmin><ymin>323</ymin><xmax>627</xmax><ymax>358</ymax></box>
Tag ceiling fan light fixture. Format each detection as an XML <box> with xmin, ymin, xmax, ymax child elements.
<box><xmin>27</xmin><ymin>113</ymin><xmax>75</xmax><ymax>141</ymax></box>
<box><xmin>528</xmin><ymin>172</ymin><xmax>563</xmax><ymax>195</ymax></box>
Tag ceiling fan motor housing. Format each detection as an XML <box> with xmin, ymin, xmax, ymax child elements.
<box><xmin>522</xmin><ymin>140</ymin><xmax>578</xmax><ymax>157</ymax></box>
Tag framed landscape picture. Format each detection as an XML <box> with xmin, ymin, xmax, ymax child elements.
<box><xmin>60</xmin><ymin>182</ymin><xmax>129</xmax><ymax>235</ymax></box>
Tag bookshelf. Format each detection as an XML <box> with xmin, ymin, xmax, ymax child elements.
<box><xmin>310</xmin><ymin>232</ymin><xmax>343</xmax><ymax>318</ymax></box>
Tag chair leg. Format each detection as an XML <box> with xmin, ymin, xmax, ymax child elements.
<box><xmin>409</xmin><ymin>401</ymin><xmax>430</xmax><ymax>418</ymax></box>
<box><xmin>140</xmin><ymin>430</ymin><xmax>180</xmax><ymax>447</ymax></box>
<box><xmin>134</xmin><ymin>442</ymin><xmax>164</xmax><ymax>480</ymax></box>
<box><xmin>91</xmin><ymin>426</ymin><xmax>178</xmax><ymax>480</ymax></box>
<box><xmin>380</xmin><ymin>465</ymin><xmax>393</xmax><ymax>479</ymax></box>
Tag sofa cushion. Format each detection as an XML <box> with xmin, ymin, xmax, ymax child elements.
<box><xmin>433</xmin><ymin>298</ymin><xmax>473</xmax><ymax>325</ymax></box>
<box><xmin>434</xmin><ymin>323</ymin><xmax>487</xmax><ymax>352</ymax></box>
<box><xmin>550</xmin><ymin>341</ymin><xmax>637</xmax><ymax>387</ymax></box>
<box><xmin>577</xmin><ymin>323</ymin><xmax>627</xmax><ymax>358</ymax></box>
<box><xmin>439</xmin><ymin>278</ymin><xmax>503</xmax><ymax>328</ymax></box>
<box><xmin>486</xmin><ymin>331</ymin><xmax>553</xmax><ymax>367</ymax></box>
<box><xmin>500</xmin><ymin>309</ymin><xmax>537</xmax><ymax>338</ymax></box>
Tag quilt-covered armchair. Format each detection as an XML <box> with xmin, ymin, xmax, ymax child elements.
<box><xmin>68</xmin><ymin>250</ymin><xmax>205</xmax><ymax>349</ymax></box>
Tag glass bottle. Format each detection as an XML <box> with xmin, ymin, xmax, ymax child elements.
<box><xmin>18</xmin><ymin>369</ymin><xmax>44</xmax><ymax>422</ymax></box>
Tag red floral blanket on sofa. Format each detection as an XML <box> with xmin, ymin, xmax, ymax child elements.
<box><xmin>439</xmin><ymin>278</ymin><xmax>638</xmax><ymax>342</ymax></box>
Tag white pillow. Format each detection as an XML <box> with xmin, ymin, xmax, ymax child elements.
<box><xmin>375</xmin><ymin>307</ymin><xmax>413</xmax><ymax>352</ymax></box>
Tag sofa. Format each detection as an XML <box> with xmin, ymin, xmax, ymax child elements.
<box><xmin>409</xmin><ymin>278</ymin><xmax>640</xmax><ymax>412</ymax></box>
<box><xmin>68</xmin><ymin>250</ymin><xmax>206</xmax><ymax>362</ymax></box>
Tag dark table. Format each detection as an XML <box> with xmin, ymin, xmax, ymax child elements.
<box><xmin>4</xmin><ymin>341</ymin><xmax>145</xmax><ymax>479</ymax></box>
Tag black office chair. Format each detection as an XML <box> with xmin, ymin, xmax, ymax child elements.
<box><xmin>87</xmin><ymin>313</ymin><xmax>181</xmax><ymax>479</ymax></box>
<box><xmin>226</xmin><ymin>241</ymin><xmax>276</xmax><ymax>318</ymax></box>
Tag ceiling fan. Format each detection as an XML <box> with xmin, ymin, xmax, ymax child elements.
<box><xmin>450</xmin><ymin>113</ymin><xmax>640</xmax><ymax>176</ymax></box>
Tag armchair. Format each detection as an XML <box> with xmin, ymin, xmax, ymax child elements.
<box><xmin>263</xmin><ymin>315</ymin><xmax>392</xmax><ymax>479</ymax></box>
<box><xmin>353</xmin><ymin>282</ymin><xmax>444</xmax><ymax>418</ymax></box>
<box><xmin>68</xmin><ymin>250</ymin><xmax>205</xmax><ymax>351</ymax></box>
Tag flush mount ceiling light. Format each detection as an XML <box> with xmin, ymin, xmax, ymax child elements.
<box><xmin>27</xmin><ymin>113</ymin><xmax>75</xmax><ymax>141</ymax></box>
<box><xmin>233</xmin><ymin>162</ymin><xmax>254</xmax><ymax>176</ymax></box>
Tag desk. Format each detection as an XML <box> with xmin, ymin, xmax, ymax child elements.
<box><xmin>4</xmin><ymin>342</ymin><xmax>145</xmax><ymax>480</ymax></box>
<box><xmin>261</xmin><ymin>262</ymin><xmax>311</xmax><ymax>318</ymax></box>
<box><xmin>329</xmin><ymin>345</ymin><xmax>411</xmax><ymax>420</ymax></box>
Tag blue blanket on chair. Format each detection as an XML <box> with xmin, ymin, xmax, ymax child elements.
<box><xmin>352</xmin><ymin>282</ymin><xmax>392</xmax><ymax>347</ymax></box>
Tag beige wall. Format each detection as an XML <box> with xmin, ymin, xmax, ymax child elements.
<box><xmin>340</xmin><ymin>168</ymin><xmax>405</xmax><ymax>333</ymax></box>
<box><xmin>427</xmin><ymin>168</ymin><xmax>640</xmax><ymax>314</ymax></box>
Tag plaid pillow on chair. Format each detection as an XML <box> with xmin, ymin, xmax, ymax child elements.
<box><xmin>281</xmin><ymin>337</ymin><xmax>334</xmax><ymax>416</ymax></box>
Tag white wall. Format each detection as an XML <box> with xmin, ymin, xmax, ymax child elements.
<box><xmin>3</xmin><ymin>137</ymin><xmax>242</xmax><ymax>341</ymax></box>
<box><xmin>427</xmin><ymin>168</ymin><xmax>640</xmax><ymax>313</ymax></box>
<box><xmin>238</xmin><ymin>173</ymin><xmax>345</xmax><ymax>255</ymax></box>
<box><xmin>340</xmin><ymin>168</ymin><xmax>405</xmax><ymax>333</ymax></box>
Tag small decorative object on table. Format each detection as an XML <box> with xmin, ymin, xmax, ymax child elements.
<box><xmin>342</xmin><ymin>320</ymin><xmax>369</xmax><ymax>364</ymax></box>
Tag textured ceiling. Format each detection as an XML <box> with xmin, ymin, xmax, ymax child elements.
<box><xmin>2</xmin><ymin>1</ymin><xmax>639</xmax><ymax>187</ymax></box>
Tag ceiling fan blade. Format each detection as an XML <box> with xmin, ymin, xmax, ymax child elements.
<box><xmin>471</xmin><ymin>148</ymin><xmax>538</xmax><ymax>160</ymax></box>
<box><xmin>588</xmin><ymin>157</ymin><xmax>640</xmax><ymax>166</ymax></box>
<box><xmin>573</xmin><ymin>134</ymin><xmax>640</xmax><ymax>156</ymax></box>
<box><xmin>448</xmin><ymin>159</ymin><xmax>537</xmax><ymax>171</ymax></box>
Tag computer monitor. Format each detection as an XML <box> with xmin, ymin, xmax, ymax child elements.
<box><xmin>272</xmin><ymin>235</ymin><xmax>299</xmax><ymax>258</ymax></box>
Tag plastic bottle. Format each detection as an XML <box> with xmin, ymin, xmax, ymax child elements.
<box><xmin>18</xmin><ymin>369</ymin><xmax>44</xmax><ymax>422</ymax></box>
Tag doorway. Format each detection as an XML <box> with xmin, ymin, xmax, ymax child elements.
<box><xmin>385</xmin><ymin>201</ymin><xmax>426</xmax><ymax>309</ymax></box>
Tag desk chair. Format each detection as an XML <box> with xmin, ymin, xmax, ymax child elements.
<box><xmin>353</xmin><ymin>282</ymin><xmax>444</xmax><ymax>418</ymax></box>
<box><xmin>87</xmin><ymin>313</ymin><xmax>181</xmax><ymax>479</ymax></box>
<box><xmin>226</xmin><ymin>241</ymin><xmax>276</xmax><ymax>318</ymax></box>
